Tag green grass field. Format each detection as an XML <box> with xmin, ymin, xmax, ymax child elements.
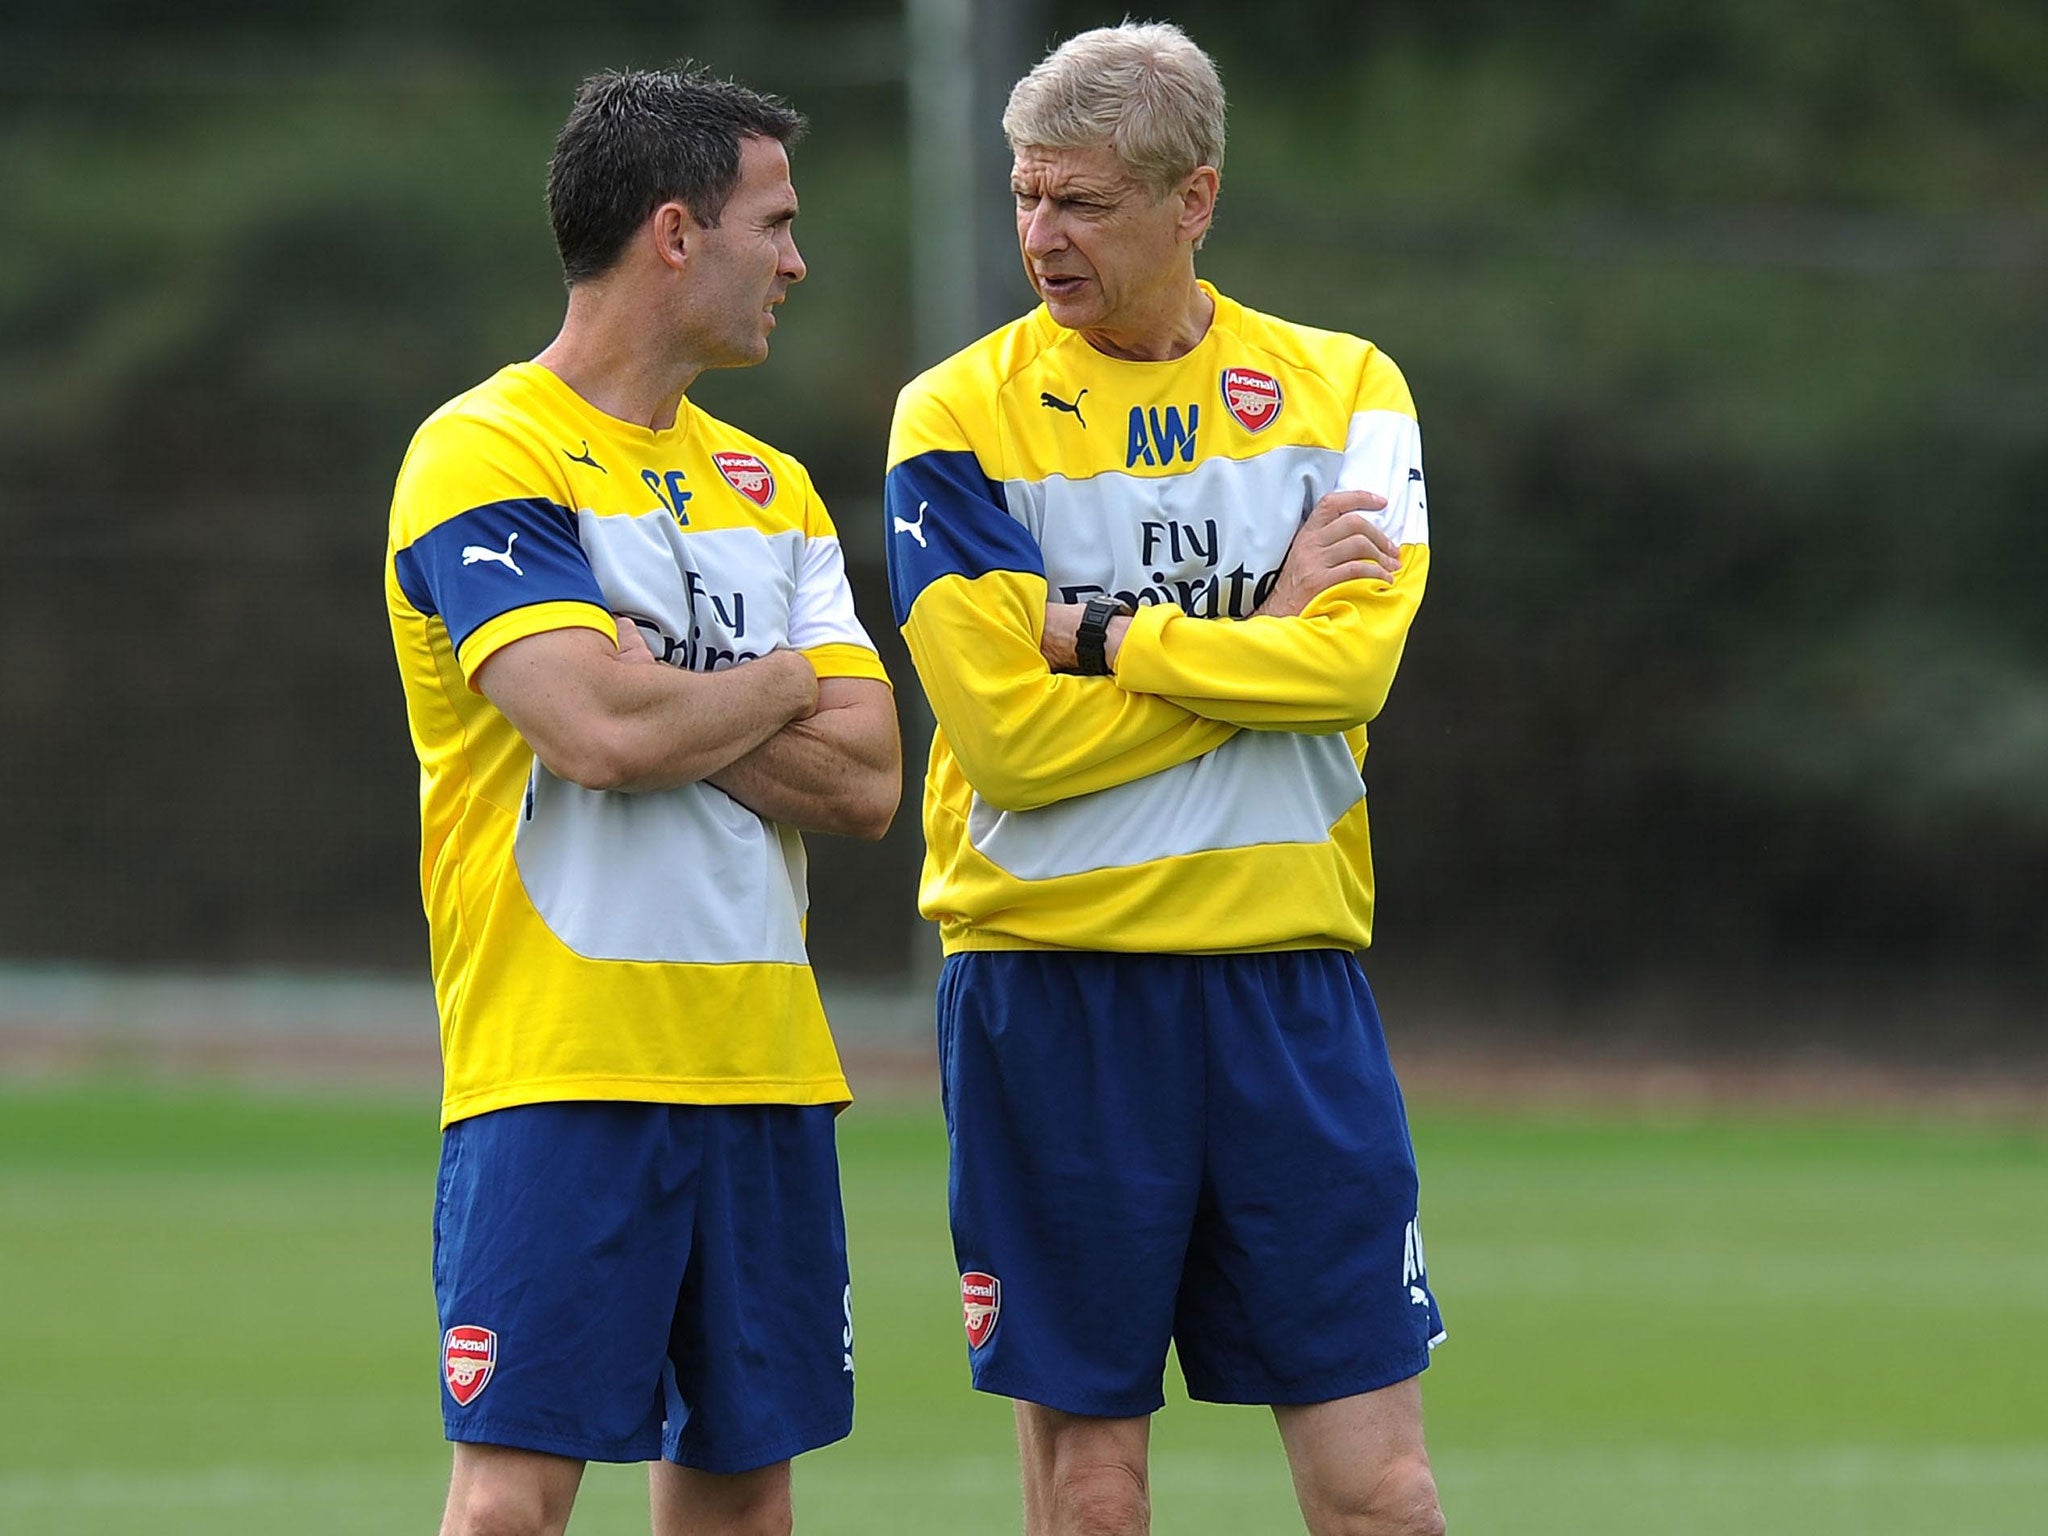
<box><xmin>2</xmin><ymin>1080</ymin><xmax>2043</xmax><ymax>1533</ymax></box>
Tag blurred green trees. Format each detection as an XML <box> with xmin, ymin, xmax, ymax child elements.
<box><xmin>1</xmin><ymin>2</ymin><xmax>2042</xmax><ymax>1012</ymax></box>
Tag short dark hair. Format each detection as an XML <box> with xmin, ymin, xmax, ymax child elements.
<box><xmin>546</xmin><ymin>65</ymin><xmax>806</xmax><ymax>285</ymax></box>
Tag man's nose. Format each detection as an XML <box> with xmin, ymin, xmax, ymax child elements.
<box><xmin>781</xmin><ymin>234</ymin><xmax>806</xmax><ymax>283</ymax></box>
<box><xmin>1021</xmin><ymin>205</ymin><xmax>1066</xmax><ymax>258</ymax></box>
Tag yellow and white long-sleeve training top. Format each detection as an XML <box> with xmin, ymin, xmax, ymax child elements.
<box><xmin>388</xmin><ymin>363</ymin><xmax>888</xmax><ymax>1126</ymax></box>
<box><xmin>884</xmin><ymin>283</ymin><xmax>1430</xmax><ymax>955</ymax></box>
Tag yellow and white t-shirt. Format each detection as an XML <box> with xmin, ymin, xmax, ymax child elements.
<box><xmin>884</xmin><ymin>283</ymin><xmax>1429</xmax><ymax>955</ymax></box>
<box><xmin>387</xmin><ymin>362</ymin><xmax>888</xmax><ymax>1126</ymax></box>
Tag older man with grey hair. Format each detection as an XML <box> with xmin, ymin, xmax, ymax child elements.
<box><xmin>883</xmin><ymin>20</ymin><xmax>1447</xmax><ymax>1536</ymax></box>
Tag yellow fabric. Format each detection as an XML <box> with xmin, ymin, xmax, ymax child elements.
<box><xmin>388</xmin><ymin>363</ymin><xmax>881</xmax><ymax>1125</ymax></box>
<box><xmin>887</xmin><ymin>284</ymin><xmax>1430</xmax><ymax>955</ymax></box>
<box><xmin>801</xmin><ymin>640</ymin><xmax>895</xmax><ymax>684</ymax></box>
<box><xmin>904</xmin><ymin>567</ymin><xmax>1237</xmax><ymax>813</ymax></box>
<box><xmin>459</xmin><ymin>601</ymin><xmax>617</xmax><ymax>685</ymax></box>
<box><xmin>1117</xmin><ymin>546</ymin><xmax>1431</xmax><ymax>734</ymax></box>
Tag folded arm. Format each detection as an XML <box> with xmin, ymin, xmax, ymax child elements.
<box><xmin>476</xmin><ymin>625</ymin><xmax>818</xmax><ymax>793</ymax></box>
<box><xmin>905</xmin><ymin>569</ymin><xmax>1238</xmax><ymax>812</ymax></box>
<box><xmin>1113</xmin><ymin>554</ymin><xmax>1429</xmax><ymax>733</ymax></box>
<box><xmin>885</xmin><ymin>394</ymin><xmax>1235</xmax><ymax>814</ymax></box>
<box><xmin>1064</xmin><ymin>394</ymin><xmax>1434</xmax><ymax>735</ymax></box>
<box><xmin>706</xmin><ymin>676</ymin><xmax>900</xmax><ymax>839</ymax></box>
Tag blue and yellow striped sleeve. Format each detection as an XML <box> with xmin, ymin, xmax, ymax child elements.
<box><xmin>1112</xmin><ymin>354</ymin><xmax>1431</xmax><ymax>734</ymax></box>
<box><xmin>388</xmin><ymin>413</ymin><xmax>616</xmax><ymax>689</ymax></box>
<box><xmin>885</xmin><ymin>378</ymin><xmax>1235</xmax><ymax>813</ymax></box>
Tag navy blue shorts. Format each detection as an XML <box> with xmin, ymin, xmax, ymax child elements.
<box><xmin>433</xmin><ymin>1101</ymin><xmax>854</xmax><ymax>1473</ymax></box>
<box><xmin>938</xmin><ymin>949</ymin><xmax>1445</xmax><ymax>1417</ymax></box>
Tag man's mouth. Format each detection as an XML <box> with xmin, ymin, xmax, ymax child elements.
<box><xmin>1037</xmin><ymin>273</ymin><xmax>1087</xmax><ymax>299</ymax></box>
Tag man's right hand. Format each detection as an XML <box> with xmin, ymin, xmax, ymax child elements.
<box><xmin>1254</xmin><ymin>490</ymin><xmax>1400</xmax><ymax>619</ymax></box>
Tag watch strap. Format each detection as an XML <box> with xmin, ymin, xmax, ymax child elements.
<box><xmin>1076</xmin><ymin>595</ymin><xmax>1128</xmax><ymax>675</ymax></box>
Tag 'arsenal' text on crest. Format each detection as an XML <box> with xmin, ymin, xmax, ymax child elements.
<box><xmin>961</xmin><ymin>1271</ymin><xmax>1001</xmax><ymax>1349</ymax></box>
<box><xmin>1220</xmin><ymin>366</ymin><xmax>1282</xmax><ymax>433</ymax></box>
<box><xmin>442</xmin><ymin>1325</ymin><xmax>498</xmax><ymax>1406</ymax></box>
<box><xmin>713</xmin><ymin>451</ymin><xmax>777</xmax><ymax>507</ymax></box>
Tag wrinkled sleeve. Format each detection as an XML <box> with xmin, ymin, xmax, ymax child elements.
<box><xmin>1112</xmin><ymin>357</ymin><xmax>1430</xmax><ymax>733</ymax></box>
<box><xmin>885</xmin><ymin>382</ymin><xmax>1235</xmax><ymax>813</ymax></box>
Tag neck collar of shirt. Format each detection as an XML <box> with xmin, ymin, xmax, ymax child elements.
<box><xmin>510</xmin><ymin>361</ymin><xmax>701</xmax><ymax>449</ymax></box>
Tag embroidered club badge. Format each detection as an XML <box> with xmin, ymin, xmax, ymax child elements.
<box><xmin>961</xmin><ymin>1271</ymin><xmax>1001</xmax><ymax>1349</ymax></box>
<box><xmin>442</xmin><ymin>1325</ymin><xmax>497</xmax><ymax>1406</ymax></box>
<box><xmin>1220</xmin><ymin>367</ymin><xmax>1283</xmax><ymax>432</ymax></box>
<box><xmin>713</xmin><ymin>451</ymin><xmax>777</xmax><ymax>507</ymax></box>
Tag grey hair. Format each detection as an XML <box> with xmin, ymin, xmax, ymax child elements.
<box><xmin>1001</xmin><ymin>21</ymin><xmax>1226</xmax><ymax>197</ymax></box>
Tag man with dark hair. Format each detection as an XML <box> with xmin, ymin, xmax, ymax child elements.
<box><xmin>386</xmin><ymin>66</ymin><xmax>898</xmax><ymax>1536</ymax></box>
<box><xmin>546</xmin><ymin>68</ymin><xmax>807</xmax><ymax>284</ymax></box>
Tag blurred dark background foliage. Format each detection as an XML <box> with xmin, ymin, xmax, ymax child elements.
<box><xmin>3</xmin><ymin>2</ymin><xmax>2043</xmax><ymax>1031</ymax></box>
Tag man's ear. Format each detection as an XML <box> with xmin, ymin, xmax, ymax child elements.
<box><xmin>650</xmin><ymin>200</ymin><xmax>697</xmax><ymax>272</ymax></box>
<box><xmin>1177</xmin><ymin>166</ymin><xmax>1219</xmax><ymax>246</ymax></box>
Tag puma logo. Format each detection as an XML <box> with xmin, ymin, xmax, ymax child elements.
<box><xmin>564</xmin><ymin>441</ymin><xmax>607</xmax><ymax>473</ymax></box>
<box><xmin>1039</xmin><ymin>388</ymin><xmax>1088</xmax><ymax>427</ymax></box>
<box><xmin>1401</xmin><ymin>1219</ymin><xmax>1430</xmax><ymax>1310</ymax></box>
<box><xmin>460</xmin><ymin>532</ymin><xmax>523</xmax><ymax>576</ymax></box>
<box><xmin>892</xmin><ymin>500</ymin><xmax>929</xmax><ymax>549</ymax></box>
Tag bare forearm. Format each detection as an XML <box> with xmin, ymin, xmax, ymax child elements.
<box><xmin>603</xmin><ymin>655</ymin><xmax>816</xmax><ymax>791</ymax></box>
<box><xmin>707</xmin><ymin>680</ymin><xmax>901</xmax><ymax>838</ymax></box>
<box><xmin>477</xmin><ymin>629</ymin><xmax>820</xmax><ymax>792</ymax></box>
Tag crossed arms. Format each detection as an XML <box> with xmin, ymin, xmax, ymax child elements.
<box><xmin>475</xmin><ymin>627</ymin><xmax>900</xmax><ymax>840</ymax></box>
<box><xmin>904</xmin><ymin>488</ymin><xmax>1419</xmax><ymax>814</ymax></box>
<box><xmin>466</xmin><ymin>476</ymin><xmax>1397</xmax><ymax>837</ymax></box>
<box><xmin>1038</xmin><ymin>489</ymin><xmax>1402</xmax><ymax>673</ymax></box>
<box><xmin>468</xmin><ymin>484</ymin><xmax>1394</xmax><ymax>835</ymax></box>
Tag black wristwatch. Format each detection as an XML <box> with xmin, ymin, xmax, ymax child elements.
<box><xmin>1076</xmin><ymin>595</ymin><xmax>1131</xmax><ymax>675</ymax></box>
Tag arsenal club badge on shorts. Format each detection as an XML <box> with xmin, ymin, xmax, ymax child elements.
<box><xmin>442</xmin><ymin>1324</ymin><xmax>497</xmax><ymax>1406</ymax></box>
<box><xmin>1220</xmin><ymin>367</ymin><xmax>1283</xmax><ymax>432</ymax></box>
<box><xmin>960</xmin><ymin>1271</ymin><xmax>1001</xmax><ymax>1349</ymax></box>
<box><xmin>713</xmin><ymin>451</ymin><xmax>777</xmax><ymax>507</ymax></box>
